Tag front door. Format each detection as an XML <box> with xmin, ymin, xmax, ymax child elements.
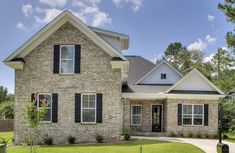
<box><xmin>152</xmin><ymin>105</ymin><xmax>162</xmax><ymax>132</ymax></box>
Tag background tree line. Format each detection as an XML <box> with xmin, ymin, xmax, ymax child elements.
<box><xmin>0</xmin><ymin>86</ymin><xmax>14</xmax><ymax>119</ymax></box>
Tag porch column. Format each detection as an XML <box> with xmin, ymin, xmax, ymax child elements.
<box><xmin>123</xmin><ymin>98</ymin><xmax>131</xmax><ymax>130</ymax></box>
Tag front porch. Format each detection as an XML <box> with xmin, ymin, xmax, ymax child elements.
<box><xmin>123</xmin><ymin>99</ymin><xmax>167</xmax><ymax>135</ymax></box>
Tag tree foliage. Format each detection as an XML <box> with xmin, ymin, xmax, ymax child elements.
<box><xmin>218</xmin><ymin>0</ymin><xmax>235</xmax><ymax>51</ymax></box>
<box><xmin>0</xmin><ymin>101</ymin><xmax>14</xmax><ymax>119</ymax></box>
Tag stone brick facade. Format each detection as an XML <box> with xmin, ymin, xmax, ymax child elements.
<box><xmin>14</xmin><ymin>22</ymin><xmax>122</xmax><ymax>144</ymax></box>
<box><xmin>123</xmin><ymin>98</ymin><xmax>218</xmax><ymax>136</ymax></box>
<box><xmin>165</xmin><ymin>98</ymin><xmax>218</xmax><ymax>136</ymax></box>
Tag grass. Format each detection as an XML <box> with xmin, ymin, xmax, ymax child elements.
<box><xmin>0</xmin><ymin>132</ymin><xmax>14</xmax><ymax>144</ymax></box>
<box><xmin>224</xmin><ymin>133</ymin><xmax>235</xmax><ymax>143</ymax></box>
<box><xmin>6</xmin><ymin>139</ymin><xmax>205</xmax><ymax>153</ymax></box>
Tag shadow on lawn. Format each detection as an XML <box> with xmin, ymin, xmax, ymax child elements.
<box><xmin>39</xmin><ymin>139</ymin><xmax>170</xmax><ymax>148</ymax></box>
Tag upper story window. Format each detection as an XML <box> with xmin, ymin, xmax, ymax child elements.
<box><xmin>182</xmin><ymin>104</ymin><xmax>204</xmax><ymax>126</ymax></box>
<box><xmin>131</xmin><ymin>105</ymin><xmax>142</xmax><ymax>125</ymax></box>
<box><xmin>60</xmin><ymin>45</ymin><xmax>75</xmax><ymax>74</ymax></box>
<box><xmin>161</xmin><ymin>73</ymin><xmax>166</xmax><ymax>79</ymax></box>
<box><xmin>81</xmin><ymin>93</ymin><xmax>96</xmax><ymax>123</ymax></box>
<box><xmin>37</xmin><ymin>93</ymin><xmax>52</xmax><ymax>122</ymax></box>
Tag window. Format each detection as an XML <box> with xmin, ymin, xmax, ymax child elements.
<box><xmin>131</xmin><ymin>105</ymin><xmax>142</xmax><ymax>125</ymax></box>
<box><xmin>37</xmin><ymin>93</ymin><xmax>52</xmax><ymax>122</ymax></box>
<box><xmin>161</xmin><ymin>73</ymin><xmax>166</xmax><ymax>79</ymax></box>
<box><xmin>60</xmin><ymin>45</ymin><xmax>75</xmax><ymax>74</ymax></box>
<box><xmin>81</xmin><ymin>93</ymin><xmax>96</xmax><ymax>123</ymax></box>
<box><xmin>182</xmin><ymin>104</ymin><xmax>203</xmax><ymax>126</ymax></box>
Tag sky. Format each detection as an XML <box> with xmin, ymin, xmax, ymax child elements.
<box><xmin>0</xmin><ymin>0</ymin><xmax>233</xmax><ymax>93</ymax></box>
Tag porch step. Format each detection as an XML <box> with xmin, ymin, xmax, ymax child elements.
<box><xmin>132</xmin><ymin>132</ymin><xmax>167</xmax><ymax>137</ymax></box>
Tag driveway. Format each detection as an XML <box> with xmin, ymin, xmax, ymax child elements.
<box><xmin>132</xmin><ymin>136</ymin><xmax>235</xmax><ymax>153</ymax></box>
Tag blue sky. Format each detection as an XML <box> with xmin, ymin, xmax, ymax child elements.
<box><xmin>0</xmin><ymin>0</ymin><xmax>233</xmax><ymax>93</ymax></box>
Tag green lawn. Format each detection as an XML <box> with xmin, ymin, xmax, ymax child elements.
<box><xmin>0</xmin><ymin>131</ymin><xmax>14</xmax><ymax>144</ymax></box>
<box><xmin>225</xmin><ymin>134</ymin><xmax>235</xmax><ymax>143</ymax></box>
<box><xmin>7</xmin><ymin>139</ymin><xmax>205</xmax><ymax>153</ymax></box>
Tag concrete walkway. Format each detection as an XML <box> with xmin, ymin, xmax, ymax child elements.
<box><xmin>132</xmin><ymin>136</ymin><xmax>235</xmax><ymax>153</ymax></box>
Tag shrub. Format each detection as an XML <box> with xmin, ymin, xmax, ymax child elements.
<box><xmin>169</xmin><ymin>132</ymin><xmax>176</xmax><ymax>137</ymax></box>
<box><xmin>67</xmin><ymin>135</ymin><xmax>76</xmax><ymax>144</ymax></box>
<box><xmin>205</xmin><ymin>133</ymin><xmax>209</xmax><ymax>138</ymax></box>
<box><xmin>179</xmin><ymin>132</ymin><xmax>184</xmax><ymax>137</ymax></box>
<box><xmin>95</xmin><ymin>133</ymin><xmax>103</xmax><ymax>143</ymax></box>
<box><xmin>11</xmin><ymin>136</ymin><xmax>15</xmax><ymax>143</ymax></box>
<box><xmin>223</xmin><ymin>134</ymin><xmax>228</xmax><ymax>139</ymax></box>
<box><xmin>123</xmin><ymin>128</ymin><xmax>131</xmax><ymax>141</ymax></box>
<box><xmin>42</xmin><ymin>134</ymin><xmax>53</xmax><ymax>145</ymax></box>
<box><xmin>188</xmin><ymin>132</ymin><xmax>193</xmax><ymax>138</ymax></box>
<box><xmin>213</xmin><ymin>133</ymin><xmax>219</xmax><ymax>139</ymax></box>
<box><xmin>0</xmin><ymin>137</ymin><xmax>9</xmax><ymax>144</ymax></box>
<box><xmin>196</xmin><ymin>132</ymin><xmax>202</xmax><ymax>138</ymax></box>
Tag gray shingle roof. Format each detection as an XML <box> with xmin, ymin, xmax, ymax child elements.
<box><xmin>124</xmin><ymin>56</ymin><xmax>173</xmax><ymax>93</ymax></box>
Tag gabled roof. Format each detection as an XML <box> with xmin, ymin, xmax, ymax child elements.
<box><xmin>135</xmin><ymin>59</ymin><xmax>183</xmax><ymax>84</ymax></box>
<box><xmin>166</xmin><ymin>68</ymin><xmax>224</xmax><ymax>95</ymax></box>
<box><xmin>4</xmin><ymin>10</ymin><xmax>127</xmax><ymax>66</ymax></box>
<box><xmin>125</xmin><ymin>56</ymin><xmax>156</xmax><ymax>84</ymax></box>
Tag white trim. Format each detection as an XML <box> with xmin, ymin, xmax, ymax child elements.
<box><xmin>37</xmin><ymin>93</ymin><xmax>52</xmax><ymax>123</ymax></box>
<box><xmin>131</xmin><ymin>105</ymin><xmax>142</xmax><ymax>126</ymax></box>
<box><xmin>151</xmin><ymin>104</ymin><xmax>163</xmax><ymax>132</ymax></box>
<box><xmin>122</xmin><ymin>93</ymin><xmax>224</xmax><ymax>100</ymax></box>
<box><xmin>4</xmin><ymin>10</ymin><xmax>127</xmax><ymax>67</ymax></box>
<box><xmin>81</xmin><ymin>93</ymin><xmax>97</xmax><ymax>124</ymax></box>
<box><xmin>135</xmin><ymin>60</ymin><xmax>183</xmax><ymax>84</ymax></box>
<box><xmin>166</xmin><ymin>68</ymin><xmax>224</xmax><ymax>95</ymax></box>
<box><xmin>59</xmin><ymin>45</ymin><xmax>75</xmax><ymax>74</ymax></box>
<box><xmin>182</xmin><ymin>104</ymin><xmax>204</xmax><ymax>126</ymax></box>
<box><xmin>3</xmin><ymin>61</ymin><xmax>24</xmax><ymax>69</ymax></box>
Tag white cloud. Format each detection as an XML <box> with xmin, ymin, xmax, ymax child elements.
<box><xmin>187</xmin><ymin>39</ymin><xmax>207</xmax><ymax>51</ymax></box>
<box><xmin>38</xmin><ymin>0</ymin><xmax>68</xmax><ymax>7</ymax></box>
<box><xmin>207</xmin><ymin>15</ymin><xmax>215</xmax><ymax>22</ymax></box>
<box><xmin>16</xmin><ymin>22</ymin><xmax>27</xmax><ymax>31</ymax></box>
<box><xmin>92</xmin><ymin>12</ymin><xmax>112</xmax><ymax>26</ymax></box>
<box><xmin>204</xmin><ymin>53</ymin><xmax>214</xmax><ymax>63</ymax></box>
<box><xmin>187</xmin><ymin>35</ymin><xmax>217</xmax><ymax>51</ymax></box>
<box><xmin>205</xmin><ymin>35</ymin><xmax>217</xmax><ymax>44</ymax></box>
<box><xmin>22</xmin><ymin>4</ymin><xmax>33</xmax><ymax>17</ymax></box>
<box><xmin>34</xmin><ymin>8</ymin><xmax>63</xmax><ymax>24</ymax></box>
<box><xmin>112</xmin><ymin>0</ymin><xmax>142</xmax><ymax>12</ymax></box>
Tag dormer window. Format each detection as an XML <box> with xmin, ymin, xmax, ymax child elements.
<box><xmin>161</xmin><ymin>73</ymin><xmax>166</xmax><ymax>79</ymax></box>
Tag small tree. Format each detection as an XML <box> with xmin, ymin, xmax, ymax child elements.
<box><xmin>24</xmin><ymin>96</ymin><xmax>50</xmax><ymax>153</ymax></box>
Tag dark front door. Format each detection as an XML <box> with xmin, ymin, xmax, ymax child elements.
<box><xmin>152</xmin><ymin>105</ymin><xmax>162</xmax><ymax>132</ymax></box>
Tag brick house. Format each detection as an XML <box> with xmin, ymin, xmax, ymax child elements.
<box><xmin>4</xmin><ymin>10</ymin><xmax>224</xmax><ymax>144</ymax></box>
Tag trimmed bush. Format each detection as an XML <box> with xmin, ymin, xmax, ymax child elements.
<box><xmin>95</xmin><ymin>133</ymin><xmax>103</xmax><ymax>143</ymax></box>
<box><xmin>196</xmin><ymin>132</ymin><xmax>202</xmax><ymax>138</ymax></box>
<box><xmin>67</xmin><ymin>135</ymin><xmax>76</xmax><ymax>144</ymax></box>
<box><xmin>169</xmin><ymin>132</ymin><xmax>176</xmax><ymax>137</ymax></box>
<box><xmin>223</xmin><ymin>134</ymin><xmax>228</xmax><ymax>139</ymax></box>
<box><xmin>188</xmin><ymin>132</ymin><xmax>193</xmax><ymax>138</ymax></box>
<box><xmin>42</xmin><ymin>134</ymin><xmax>53</xmax><ymax>145</ymax></box>
<box><xmin>123</xmin><ymin>128</ymin><xmax>131</xmax><ymax>141</ymax></box>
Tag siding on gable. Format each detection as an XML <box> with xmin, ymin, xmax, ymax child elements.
<box><xmin>97</xmin><ymin>33</ymin><xmax>122</xmax><ymax>52</ymax></box>
<box><xmin>140</xmin><ymin>63</ymin><xmax>181</xmax><ymax>85</ymax></box>
<box><xmin>173</xmin><ymin>72</ymin><xmax>216</xmax><ymax>91</ymax></box>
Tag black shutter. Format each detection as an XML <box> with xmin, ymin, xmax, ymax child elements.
<box><xmin>96</xmin><ymin>93</ymin><xmax>103</xmax><ymax>123</ymax></box>
<box><xmin>53</xmin><ymin>45</ymin><xmax>60</xmax><ymax>73</ymax></box>
<box><xmin>204</xmin><ymin>104</ymin><xmax>209</xmax><ymax>126</ymax></box>
<box><xmin>74</xmin><ymin>45</ymin><xmax>81</xmax><ymax>73</ymax></box>
<box><xmin>52</xmin><ymin>93</ymin><xmax>58</xmax><ymax>123</ymax></box>
<box><xmin>75</xmin><ymin>93</ymin><xmax>81</xmax><ymax>123</ymax></box>
<box><xmin>31</xmin><ymin>93</ymin><xmax>37</xmax><ymax>107</ymax></box>
<box><xmin>178</xmin><ymin>104</ymin><xmax>182</xmax><ymax>126</ymax></box>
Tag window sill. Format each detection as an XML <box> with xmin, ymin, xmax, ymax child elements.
<box><xmin>40</xmin><ymin>121</ymin><xmax>52</xmax><ymax>124</ymax></box>
<box><xmin>131</xmin><ymin>124</ymin><xmax>142</xmax><ymax>126</ymax></box>
<box><xmin>80</xmin><ymin>122</ymin><xmax>97</xmax><ymax>125</ymax></box>
<box><xmin>180</xmin><ymin>125</ymin><xmax>204</xmax><ymax>127</ymax></box>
